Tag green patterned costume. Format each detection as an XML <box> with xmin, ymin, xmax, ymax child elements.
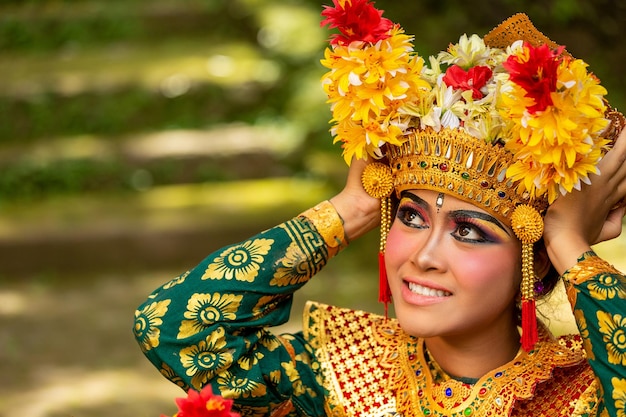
<box><xmin>134</xmin><ymin>202</ymin><xmax>626</xmax><ymax>417</ymax></box>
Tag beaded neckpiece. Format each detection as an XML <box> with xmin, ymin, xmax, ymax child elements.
<box><xmin>380</xmin><ymin>320</ymin><xmax>587</xmax><ymax>417</ymax></box>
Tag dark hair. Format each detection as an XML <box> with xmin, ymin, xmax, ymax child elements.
<box><xmin>533</xmin><ymin>238</ymin><xmax>560</xmax><ymax>300</ymax></box>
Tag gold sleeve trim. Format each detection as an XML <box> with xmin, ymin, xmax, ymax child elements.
<box><xmin>299</xmin><ymin>201</ymin><xmax>347</xmax><ymax>249</ymax></box>
<box><xmin>563</xmin><ymin>253</ymin><xmax>622</xmax><ymax>286</ymax></box>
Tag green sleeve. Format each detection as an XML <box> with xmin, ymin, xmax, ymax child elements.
<box><xmin>562</xmin><ymin>251</ymin><xmax>626</xmax><ymax>417</ymax></box>
<box><xmin>133</xmin><ymin>202</ymin><xmax>347</xmax><ymax>417</ymax></box>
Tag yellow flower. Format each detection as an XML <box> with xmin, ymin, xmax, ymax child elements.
<box><xmin>203</xmin><ymin>238</ymin><xmax>274</xmax><ymax>282</ymax></box>
<box><xmin>597</xmin><ymin>311</ymin><xmax>626</xmax><ymax>366</ymax></box>
<box><xmin>502</xmin><ymin>57</ymin><xmax>608</xmax><ymax>203</ymax></box>
<box><xmin>177</xmin><ymin>293</ymin><xmax>243</xmax><ymax>339</ymax></box>
<box><xmin>133</xmin><ymin>299</ymin><xmax>171</xmax><ymax>353</ymax></box>
<box><xmin>321</xmin><ymin>27</ymin><xmax>429</xmax><ymax>163</ymax></box>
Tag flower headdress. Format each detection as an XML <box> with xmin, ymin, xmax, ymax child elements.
<box><xmin>320</xmin><ymin>0</ymin><xmax>624</xmax><ymax>351</ymax></box>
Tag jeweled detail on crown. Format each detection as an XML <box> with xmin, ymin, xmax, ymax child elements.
<box><xmin>387</xmin><ymin>128</ymin><xmax>548</xmax><ymax>220</ymax></box>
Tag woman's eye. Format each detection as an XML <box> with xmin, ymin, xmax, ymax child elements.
<box><xmin>453</xmin><ymin>223</ymin><xmax>486</xmax><ymax>242</ymax></box>
<box><xmin>397</xmin><ymin>206</ymin><xmax>427</xmax><ymax>228</ymax></box>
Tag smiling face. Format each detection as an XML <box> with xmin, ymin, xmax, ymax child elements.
<box><xmin>385</xmin><ymin>189</ymin><xmax>523</xmax><ymax>345</ymax></box>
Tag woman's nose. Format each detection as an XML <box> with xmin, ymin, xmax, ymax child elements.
<box><xmin>412</xmin><ymin>228</ymin><xmax>447</xmax><ymax>272</ymax></box>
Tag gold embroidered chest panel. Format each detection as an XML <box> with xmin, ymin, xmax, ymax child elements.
<box><xmin>303</xmin><ymin>302</ymin><xmax>598</xmax><ymax>417</ymax></box>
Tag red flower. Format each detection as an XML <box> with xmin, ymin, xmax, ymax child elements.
<box><xmin>442</xmin><ymin>65</ymin><xmax>493</xmax><ymax>99</ymax></box>
<box><xmin>503</xmin><ymin>42</ymin><xmax>565</xmax><ymax>114</ymax></box>
<box><xmin>161</xmin><ymin>386</ymin><xmax>240</xmax><ymax>417</ymax></box>
<box><xmin>321</xmin><ymin>0</ymin><xmax>393</xmax><ymax>46</ymax></box>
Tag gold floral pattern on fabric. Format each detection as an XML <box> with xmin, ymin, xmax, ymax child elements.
<box><xmin>202</xmin><ymin>238</ymin><xmax>274</xmax><ymax>282</ymax></box>
<box><xmin>270</xmin><ymin>242</ymin><xmax>313</xmax><ymax>287</ymax></box>
<box><xmin>160</xmin><ymin>362</ymin><xmax>189</xmax><ymax>391</ymax></box>
<box><xmin>563</xmin><ymin>252</ymin><xmax>623</xmax><ymax>286</ymax></box>
<box><xmin>562</xmin><ymin>252</ymin><xmax>625</xmax><ymax>309</ymax></box>
<box><xmin>179</xmin><ymin>327</ymin><xmax>233</xmax><ymax>389</ymax></box>
<box><xmin>304</xmin><ymin>301</ymin><xmax>598</xmax><ymax>417</ymax></box>
<box><xmin>274</xmin><ymin>218</ymin><xmax>334</xmax><ymax>284</ymax></box>
<box><xmin>612</xmin><ymin>377</ymin><xmax>626</xmax><ymax>417</ymax></box>
<box><xmin>177</xmin><ymin>293</ymin><xmax>243</xmax><ymax>339</ymax></box>
<box><xmin>216</xmin><ymin>370</ymin><xmax>267</xmax><ymax>398</ymax></box>
<box><xmin>256</xmin><ymin>330</ymin><xmax>281</xmax><ymax>352</ymax></box>
<box><xmin>163</xmin><ymin>270</ymin><xmax>190</xmax><ymax>290</ymax></box>
<box><xmin>588</xmin><ymin>273</ymin><xmax>626</xmax><ymax>300</ymax></box>
<box><xmin>574</xmin><ymin>309</ymin><xmax>596</xmax><ymax>361</ymax></box>
<box><xmin>238</xmin><ymin>341</ymin><xmax>265</xmax><ymax>371</ymax></box>
<box><xmin>282</xmin><ymin>358</ymin><xmax>319</xmax><ymax>399</ymax></box>
<box><xmin>133</xmin><ymin>299</ymin><xmax>171</xmax><ymax>352</ymax></box>
<box><xmin>597</xmin><ymin>311</ymin><xmax>626</xmax><ymax>366</ymax></box>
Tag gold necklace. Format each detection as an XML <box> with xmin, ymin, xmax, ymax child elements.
<box><xmin>393</xmin><ymin>338</ymin><xmax>540</xmax><ymax>417</ymax></box>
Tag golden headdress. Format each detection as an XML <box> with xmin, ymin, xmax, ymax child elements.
<box><xmin>320</xmin><ymin>1</ymin><xmax>624</xmax><ymax>351</ymax></box>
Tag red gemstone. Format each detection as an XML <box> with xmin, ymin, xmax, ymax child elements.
<box><xmin>439</xmin><ymin>163</ymin><xmax>449</xmax><ymax>172</ymax></box>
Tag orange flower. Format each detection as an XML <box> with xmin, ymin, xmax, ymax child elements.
<box><xmin>161</xmin><ymin>385</ymin><xmax>240</xmax><ymax>417</ymax></box>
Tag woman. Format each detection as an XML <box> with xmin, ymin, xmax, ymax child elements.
<box><xmin>134</xmin><ymin>3</ymin><xmax>626</xmax><ymax>416</ymax></box>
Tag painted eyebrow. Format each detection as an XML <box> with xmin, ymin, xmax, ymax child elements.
<box><xmin>399</xmin><ymin>191</ymin><xmax>430</xmax><ymax>211</ymax></box>
<box><xmin>400</xmin><ymin>191</ymin><xmax>510</xmax><ymax>236</ymax></box>
<box><xmin>450</xmin><ymin>210</ymin><xmax>511</xmax><ymax>236</ymax></box>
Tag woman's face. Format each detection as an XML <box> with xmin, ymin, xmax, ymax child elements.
<box><xmin>385</xmin><ymin>189</ymin><xmax>522</xmax><ymax>342</ymax></box>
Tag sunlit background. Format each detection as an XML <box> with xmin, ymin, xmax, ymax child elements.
<box><xmin>0</xmin><ymin>0</ymin><xmax>624</xmax><ymax>416</ymax></box>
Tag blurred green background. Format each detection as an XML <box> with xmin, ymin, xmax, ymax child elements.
<box><xmin>0</xmin><ymin>0</ymin><xmax>624</xmax><ymax>416</ymax></box>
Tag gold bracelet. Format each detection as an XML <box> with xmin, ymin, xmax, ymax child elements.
<box><xmin>299</xmin><ymin>201</ymin><xmax>347</xmax><ymax>249</ymax></box>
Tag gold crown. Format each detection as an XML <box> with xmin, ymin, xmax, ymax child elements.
<box><xmin>384</xmin><ymin>128</ymin><xmax>548</xmax><ymax>221</ymax></box>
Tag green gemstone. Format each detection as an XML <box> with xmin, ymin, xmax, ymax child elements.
<box><xmin>420</xmin><ymin>161</ymin><xmax>428</xmax><ymax>168</ymax></box>
<box><xmin>461</xmin><ymin>172</ymin><xmax>470</xmax><ymax>180</ymax></box>
<box><xmin>464</xmin><ymin>407</ymin><xmax>473</xmax><ymax>416</ymax></box>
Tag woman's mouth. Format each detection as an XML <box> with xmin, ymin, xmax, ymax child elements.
<box><xmin>407</xmin><ymin>282</ymin><xmax>451</xmax><ymax>297</ymax></box>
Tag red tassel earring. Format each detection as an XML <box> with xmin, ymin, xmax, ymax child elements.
<box><xmin>361</xmin><ymin>162</ymin><xmax>394</xmax><ymax>318</ymax></box>
<box><xmin>510</xmin><ymin>205</ymin><xmax>544</xmax><ymax>352</ymax></box>
<box><xmin>378</xmin><ymin>196</ymin><xmax>392</xmax><ymax>317</ymax></box>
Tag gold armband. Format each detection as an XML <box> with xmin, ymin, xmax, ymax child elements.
<box><xmin>299</xmin><ymin>201</ymin><xmax>347</xmax><ymax>249</ymax></box>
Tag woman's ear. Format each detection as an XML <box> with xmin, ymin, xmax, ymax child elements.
<box><xmin>534</xmin><ymin>244</ymin><xmax>552</xmax><ymax>279</ymax></box>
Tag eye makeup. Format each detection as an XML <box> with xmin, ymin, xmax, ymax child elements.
<box><xmin>397</xmin><ymin>191</ymin><xmax>512</xmax><ymax>242</ymax></box>
<box><xmin>450</xmin><ymin>212</ymin><xmax>512</xmax><ymax>243</ymax></box>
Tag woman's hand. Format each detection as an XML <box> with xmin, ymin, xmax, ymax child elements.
<box><xmin>329</xmin><ymin>158</ymin><xmax>382</xmax><ymax>242</ymax></box>
<box><xmin>543</xmin><ymin>127</ymin><xmax>626</xmax><ymax>274</ymax></box>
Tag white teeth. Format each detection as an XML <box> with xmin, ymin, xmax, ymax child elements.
<box><xmin>408</xmin><ymin>282</ymin><xmax>451</xmax><ymax>297</ymax></box>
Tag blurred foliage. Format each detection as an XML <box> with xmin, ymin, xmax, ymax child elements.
<box><xmin>0</xmin><ymin>0</ymin><xmax>623</xmax><ymax>201</ymax></box>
